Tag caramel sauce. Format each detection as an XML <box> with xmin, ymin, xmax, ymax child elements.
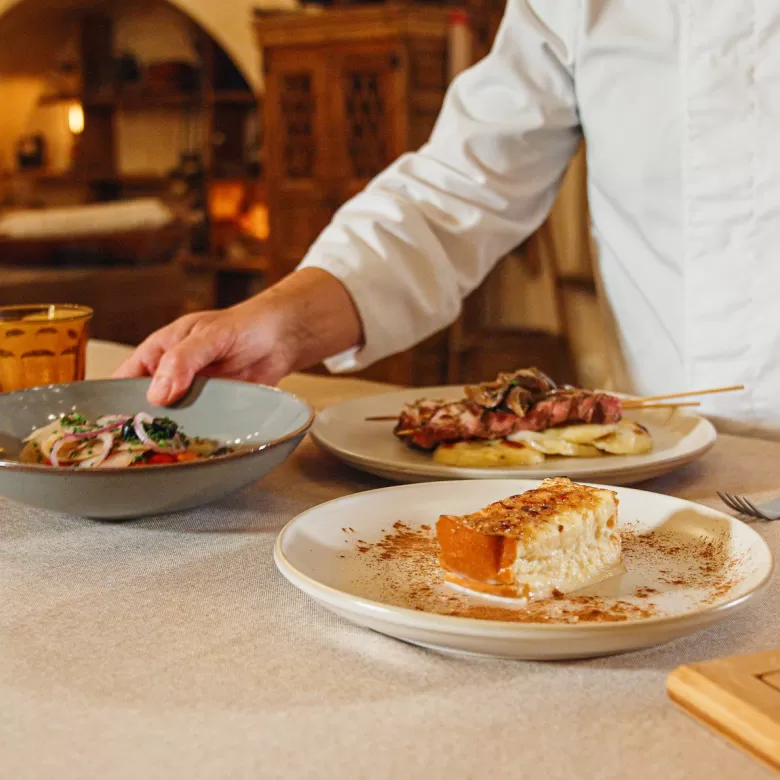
<box><xmin>443</xmin><ymin>571</ymin><xmax>523</xmax><ymax>598</ymax></box>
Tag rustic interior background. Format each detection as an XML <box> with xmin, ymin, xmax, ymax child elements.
<box><xmin>0</xmin><ymin>0</ymin><xmax>610</xmax><ymax>390</ymax></box>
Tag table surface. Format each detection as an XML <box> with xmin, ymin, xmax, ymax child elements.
<box><xmin>2</xmin><ymin>355</ymin><xmax>779</xmax><ymax>779</ymax></box>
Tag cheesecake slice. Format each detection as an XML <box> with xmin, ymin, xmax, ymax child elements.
<box><xmin>436</xmin><ymin>477</ymin><xmax>622</xmax><ymax>600</ymax></box>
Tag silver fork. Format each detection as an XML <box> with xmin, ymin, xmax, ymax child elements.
<box><xmin>717</xmin><ymin>491</ymin><xmax>780</xmax><ymax>521</ymax></box>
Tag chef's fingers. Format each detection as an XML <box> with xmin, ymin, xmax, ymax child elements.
<box><xmin>147</xmin><ymin>324</ymin><xmax>233</xmax><ymax>406</ymax></box>
<box><xmin>113</xmin><ymin>314</ymin><xmax>205</xmax><ymax>381</ymax></box>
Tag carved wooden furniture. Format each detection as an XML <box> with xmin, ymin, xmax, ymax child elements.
<box><xmin>255</xmin><ymin>5</ymin><xmax>453</xmax><ymax>385</ymax></box>
<box><xmin>256</xmin><ymin>6</ymin><xmax>450</xmax><ymax>279</ymax></box>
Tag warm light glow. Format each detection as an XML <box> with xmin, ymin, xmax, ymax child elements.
<box><xmin>208</xmin><ymin>182</ymin><xmax>269</xmax><ymax>241</ymax></box>
<box><xmin>238</xmin><ymin>203</ymin><xmax>269</xmax><ymax>241</ymax></box>
<box><xmin>68</xmin><ymin>102</ymin><xmax>85</xmax><ymax>135</ymax></box>
<box><xmin>208</xmin><ymin>181</ymin><xmax>244</xmax><ymax>219</ymax></box>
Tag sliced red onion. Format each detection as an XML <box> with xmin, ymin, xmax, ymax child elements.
<box><xmin>51</xmin><ymin>432</ymin><xmax>115</xmax><ymax>468</ymax></box>
<box><xmin>75</xmin><ymin>434</ymin><xmax>115</xmax><ymax>469</ymax></box>
<box><xmin>49</xmin><ymin>437</ymin><xmax>66</xmax><ymax>468</ymax></box>
<box><xmin>133</xmin><ymin>413</ymin><xmax>185</xmax><ymax>454</ymax></box>
<box><xmin>49</xmin><ymin>436</ymin><xmax>79</xmax><ymax>467</ymax></box>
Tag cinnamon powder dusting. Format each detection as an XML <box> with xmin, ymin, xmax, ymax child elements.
<box><xmin>348</xmin><ymin>523</ymin><xmax>655</xmax><ymax>623</ymax></box>
<box><xmin>343</xmin><ymin>519</ymin><xmax>748</xmax><ymax>624</ymax></box>
<box><xmin>634</xmin><ymin>586</ymin><xmax>658</xmax><ymax>599</ymax></box>
<box><xmin>621</xmin><ymin>522</ymin><xmax>743</xmax><ymax>606</ymax></box>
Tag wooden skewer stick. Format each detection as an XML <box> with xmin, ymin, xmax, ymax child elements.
<box><xmin>367</xmin><ymin>399</ymin><xmax>701</xmax><ymax>421</ymax></box>
<box><xmin>623</xmin><ymin>401</ymin><xmax>700</xmax><ymax>411</ymax></box>
<box><xmin>630</xmin><ymin>384</ymin><xmax>744</xmax><ymax>405</ymax></box>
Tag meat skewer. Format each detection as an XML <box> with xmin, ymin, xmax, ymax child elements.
<box><xmin>365</xmin><ymin>375</ymin><xmax>742</xmax><ymax>424</ymax></box>
<box><xmin>359</xmin><ymin>365</ymin><xmax>746</xmax><ymax>453</ymax></box>
<box><xmin>393</xmin><ymin>389</ymin><xmax>627</xmax><ymax>451</ymax></box>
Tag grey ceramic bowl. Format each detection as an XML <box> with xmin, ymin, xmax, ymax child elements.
<box><xmin>0</xmin><ymin>378</ymin><xmax>313</xmax><ymax>519</ymax></box>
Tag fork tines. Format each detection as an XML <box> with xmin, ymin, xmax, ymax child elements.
<box><xmin>717</xmin><ymin>491</ymin><xmax>770</xmax><ymax>520</ymax></box>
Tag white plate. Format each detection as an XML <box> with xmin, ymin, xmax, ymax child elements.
<box><xmin>275</xmin><ymin>479</ymin><xmax>773</xmax><ymax>660</ymax></box>
<box><xmin>311</xmin><ymin>386</ymin><xmax>718</xmax><ymax>485</ymax></box>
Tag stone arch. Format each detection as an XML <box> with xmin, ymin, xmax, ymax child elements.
<box><xmin>0</xmin><ymin>0</ymin><xmax>263</xmax><ymax>88</ymax></box>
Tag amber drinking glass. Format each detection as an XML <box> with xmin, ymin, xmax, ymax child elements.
<box><xmin>0</xmin><ymin>304</ymin><xmax>93</xmax><ymax>392</ymax></box>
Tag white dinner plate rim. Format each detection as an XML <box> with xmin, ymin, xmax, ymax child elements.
<box><xmin>275</xmin><ymin>479</ymin><xmax>774</xmax><ymax>634</ymax></box>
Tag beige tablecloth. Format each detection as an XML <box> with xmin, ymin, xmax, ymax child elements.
<box><xmin>2</xmin><ymin>374</ymin><xmax>779</xmax><ymax>780</ymax></box>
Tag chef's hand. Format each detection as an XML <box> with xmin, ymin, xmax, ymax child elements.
<box><xmin>113</xmin><ymin>268</ymin><xmax>363</xmax><ymax>406</ymax></box>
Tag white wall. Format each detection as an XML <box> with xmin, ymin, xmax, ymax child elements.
<box><xmin>114</xmin><ymin>2</ymin><xmax>205</xmax><ymax>175</ymax></box>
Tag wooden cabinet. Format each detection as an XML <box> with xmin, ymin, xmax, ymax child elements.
<box><xmin>256</xmin><ymin>5</ymin><xmax>584</xmax><ymax>388</ymax></box>
<box><xmin>256</xmin><ymin>6</ymin><xmax>451</xmax><ymax>385</ymax></box>
<box><xmin>262</xmin><ymin>50</ymin><xmax>335</xmax><ymax>281</ymax></box>
<box><xmin>257</xmin><ymin>8</ymin><xmax>446</xmax><ymax>284</ymax></box>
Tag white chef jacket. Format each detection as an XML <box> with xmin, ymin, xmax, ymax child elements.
<box><xmin>298</xmin><ymin>0</ymin><xmax>780</xmax><ymax>436</ymax></box>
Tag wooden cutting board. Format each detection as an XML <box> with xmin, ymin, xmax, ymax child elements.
<box><xmin>667</xmin><ymin>649</ymin><xmax>780</xmax><ymax>773</ymax></box>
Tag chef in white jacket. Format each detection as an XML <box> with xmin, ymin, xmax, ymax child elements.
<box><xmin>117</xmin><ymin>0</ymin><xmax>780</xmax><ymax>435</ymax></box>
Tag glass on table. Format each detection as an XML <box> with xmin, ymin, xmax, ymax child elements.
<box><xmin>0</xmin><ymin>304</ymin><xmax>93</xmax><ymax>392</ymax></box>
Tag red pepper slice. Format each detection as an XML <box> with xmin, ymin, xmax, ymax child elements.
<box><xmin>146</xmin><ymin>453</ymin><xmax>177</xmax><ymax>465</ymax></box>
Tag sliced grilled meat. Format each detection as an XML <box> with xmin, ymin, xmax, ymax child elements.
<box><xmin>394</xmin><ymin>390</ymin><xmax>623</xmax><ymax>451</ymax></box>
<box><xmin>513</xmin><ymin>391</ymin><xmax>623</xmax><ymax>431</ymax></box>
<box><xmin>395</xmin><ymin>400</ymin><xmax>484</xmax><ymax>450</ymax></box>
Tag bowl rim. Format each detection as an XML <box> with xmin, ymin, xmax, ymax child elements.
<box><xmin>0</xmin><ymin>377</ymin><xmax>315</xmax><ymax>474</ymax></box>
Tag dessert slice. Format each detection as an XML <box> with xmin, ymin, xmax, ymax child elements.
<box><xmin>436</xmin><ymin>478</ymin><xmax>622</xmax><ymax>600</ymax></box>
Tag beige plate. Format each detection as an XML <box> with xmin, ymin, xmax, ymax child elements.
<box><xmin>275</xmin><ymin>480</ymin><xmax>773</xmax><ymax>660</ymax></box>
<box><xmin>311</xmin><ymin>386</ymin><xmax>718</xmax><ymax>485</ymax></box>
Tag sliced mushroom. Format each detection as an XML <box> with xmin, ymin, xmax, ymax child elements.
<box><xmin>464</xmin><ymin>380</ymin><xmax>508</xmax><ymax>409</ymax></box>
<box><xmin>499</xmin><ymin>367</ymin><xmax>557</xmax><ymax>396</ymax></box>
<box><xmin>504</xmin><ymin>385</ymin><xmax>534</xmax><ymax>416</ymax></box>
<box><xmin>465</xmin><ymin>367</ymin><xmax>558</xmax><ymax>411</ymax></box>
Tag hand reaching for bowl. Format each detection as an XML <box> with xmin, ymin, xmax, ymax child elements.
<box><xmin>113</xmin><ymin>268</ymin><xmax>363</xmax><ymax>406</ymax></box>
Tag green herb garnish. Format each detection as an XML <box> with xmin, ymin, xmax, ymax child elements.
<box><xmin>149</xmin><ymin>417</ymin><xmax>179</xmax><ymax>440</ymax></box>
